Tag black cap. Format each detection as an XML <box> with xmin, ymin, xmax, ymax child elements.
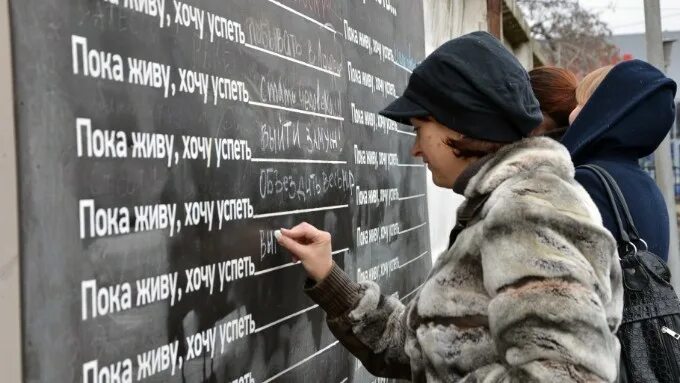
<box><xmin>380</xmin><ymin>31</ymin><xmax>542</xmax><ymax>143</ymax></box>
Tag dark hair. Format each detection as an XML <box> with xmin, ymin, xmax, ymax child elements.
<box><xmin>412</xmin><ymin>116</ymin><xmax>507</xmax><ymax>158</ymax></box>
<box><xmin>529</xmin><ymin>66</ymin><xmax>578</xmax><ymax>129</ymax></box>
<box><xmin>444</xmin><ymin>136</ymin><xmax>506</xmax><ymax>158</ymax></box>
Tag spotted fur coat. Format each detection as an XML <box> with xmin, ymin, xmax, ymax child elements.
<box><xmin>306</xmin><ymin>137</ymin><xmax>624</xmax><ymax>382</ymax></box>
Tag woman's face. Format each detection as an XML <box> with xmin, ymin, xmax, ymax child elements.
<box><xmin>410</xmin><ymin>117</ymin><xmax>477</xmax><ymax>188</ymax></box>
<box><xmin>569</xmin><ymin>104</ymin><xmax>583</xmax><ymax>125</ymax></box>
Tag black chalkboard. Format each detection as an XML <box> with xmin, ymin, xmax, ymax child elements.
<box><xmin>10</xmin><ymin>0</ymin><xmax>429</xmax><ymax>382</ymax></box>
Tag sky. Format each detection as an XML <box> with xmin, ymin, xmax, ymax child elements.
<box><xmin>579</xmin><ymin>0</ymin><xmax>680</xmax><ymax>35</ymax></box>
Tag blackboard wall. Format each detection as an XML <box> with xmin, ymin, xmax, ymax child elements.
<box><xmin>10</xmin><ymin>0</ymin><xmax>430</xmax><ymax>381</ymax></box>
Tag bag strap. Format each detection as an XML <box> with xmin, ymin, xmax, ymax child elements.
<box><xmin>587</xmin><ymin>164</ymin><xmax>643</xmax><ymax>241</ymax></box>
<box><xmin>578</xmin><ymin>165</ymin><xmax>645</xmax><ymax>248</ymax></box>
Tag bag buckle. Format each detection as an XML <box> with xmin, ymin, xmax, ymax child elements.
<box><xmin>662</xmin><ymin>326</ymin><xmax>680</xmax><ymax>340</ymax></box>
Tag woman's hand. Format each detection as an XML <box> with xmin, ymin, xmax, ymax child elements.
<box><xmin>275</xmin><ymin>222</ymin><xmax>333</xmax><ymax>283</ymax></box>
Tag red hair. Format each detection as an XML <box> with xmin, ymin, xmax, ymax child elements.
<box><xmin>529</xmin><ymin>66</ymin><xmax>578</xmax><ymax>128</ymax></box>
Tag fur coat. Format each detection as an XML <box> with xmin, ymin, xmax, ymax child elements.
<box><xmin>306</xmin><ymin>137</ymin><xmax>624</xmax><ymax>382</ymax></box>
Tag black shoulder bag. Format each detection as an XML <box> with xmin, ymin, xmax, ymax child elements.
<box><xmin>580</xmin><ymin>164</ymin><xmax>680</xmax><ymax>383</ymax></box>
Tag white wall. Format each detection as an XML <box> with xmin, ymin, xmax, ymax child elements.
<box><xmin>422</xmin><ymin>0</ymin><xmax>487</xmax><ymax>257</ymax></box>
<box><xmin>513</xmin><ymin>42</ymin><xmax>535</xmax><ymax>70</ymax></box>
<box><xmin>423</xmin><ymin>0</ymin><xmax>487</xmax><ymax>53</ymax></box>
<box><xmin>425</xmin><ymin>174</ymin><xmax>466</xmax><ymax>257</ymax></box>
<box><xmin>421</xmin><ymin>0</ymin><xmax>540</xmax><ymax>257</ymax></box>
<box><xmin>0</xmin><ymin>0</ymin><xmax>23</xmax><ymax>380</ymax></box>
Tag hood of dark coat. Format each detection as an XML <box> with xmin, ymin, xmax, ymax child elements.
<box><xmin>561</xmin><ymin>60</ymin><xmax>677</xmax><ymax>164</ymax></box>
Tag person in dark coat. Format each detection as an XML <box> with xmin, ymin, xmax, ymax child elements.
<box><xmin>562</xmin><ymin>59</ymin><xmax>678</xmax><ymax>261</ymax></box>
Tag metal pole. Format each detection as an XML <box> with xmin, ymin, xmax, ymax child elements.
<box><xmin>644</xmin><ymin>0</ymin><xmax>680</xmax><ymax>290</ymax></box>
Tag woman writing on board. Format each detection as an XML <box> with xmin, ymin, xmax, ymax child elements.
<box><xmin>275</xmin><ymin>32</ymin><xmax>623</xmax><ymax>382</ymax></box>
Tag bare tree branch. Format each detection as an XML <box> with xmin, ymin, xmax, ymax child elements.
<box><xmin>517</xmin><ymin>0</ymin><xmax>620</xmax><ymax>76</ymax></box>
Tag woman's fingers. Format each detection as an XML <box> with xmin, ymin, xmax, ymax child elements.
<box><xmin>275</xmin><ymin>224</ymin><xmax>334</xmax><ymax>282</ymax></box>
<box><xmin>275</xmin><ymin>230</ymin><xmax>309</xmax><ymax>258</ymax></box>
<box><xmin>281</xmin><ymin>222</ymin><xmax>318</xmax><ymax>241</ymax></box>
<box><xmin>284</xmin><ymin>223</ymin><xmax>331</xmax><ymax>244</ymax></box>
